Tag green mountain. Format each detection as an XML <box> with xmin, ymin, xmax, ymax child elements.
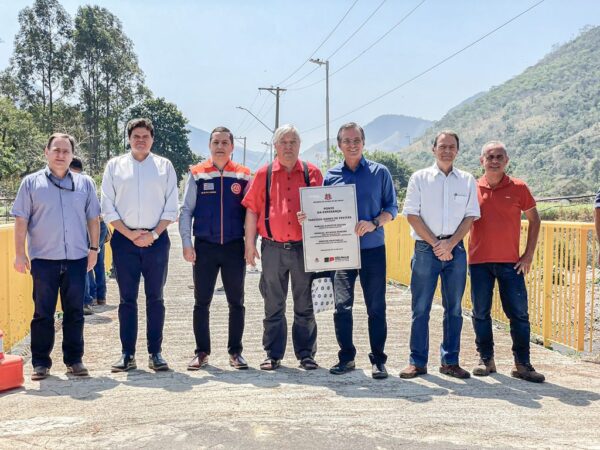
<box><xmin>398</xmin><ymin>25</ymin><xmax>600</xmax><ymax>197</ymax></box>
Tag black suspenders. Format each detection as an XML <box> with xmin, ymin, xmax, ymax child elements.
<box><xmin>264</xmin><ymin>161</ymin><xmax>310</xmax><ymax>239</ymax></box>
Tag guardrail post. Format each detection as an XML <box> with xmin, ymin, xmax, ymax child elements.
<box><xmin>576</xmin><ymin>229</ymin><xmax>588</xmax><ymax>351</ymax></box>
<box><xmin>542</xmin><ymin>225</ymin><xmax>553</xmax><ymax>348</ymax></box>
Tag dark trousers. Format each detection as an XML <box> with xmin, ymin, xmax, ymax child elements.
<box><xmin>111</xmin><ymin>229</ymin><xmax>170</xmax><ymax>355</ymax></box>
<box><xmin>259</xmin><ymin>240</ymin><xmax>317</xmax><ymax>360</ymax></box>
<box><xmin>193</xmin><ymin>238</ymin><xmax>245</xmax><ymax>355</ymax></box>
<box><xmin>469</xmin><ymin>263</ymin><xmax>531</xmax><ymax>365</ymax></box>
<box><xmin>85</xmin><ymin>220</ymin><xmax>108</xmax><ymax>304</ymax></box>
<box><xmin>30</xmin><ymin>258</ymin><xmax>87</xmax><ymax>368</ymax></box>
<box><xmin>333</xmin><ymin>245</ymin><xmax>388</xmax><ymax>365</ymax></box>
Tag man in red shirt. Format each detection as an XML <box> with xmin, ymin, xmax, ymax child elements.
<box><xmin>243</xmin><ymin>124</ymin><xmax>323</xmax><ymax>370</ymax></box>
<box><xmin>469</xmin><ymin>140</ymin><xmax>544</xmax><ymax>382</ymax></box>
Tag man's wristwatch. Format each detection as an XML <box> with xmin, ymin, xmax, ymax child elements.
<box><xmin>151</xmin><ymin>230</ymin><xmax>159</xmax><ymax>241</ymax></box>
<box><xmin>89</xmin><ymin>246</ymin><xmax>99</xmax><ymax>252</ymax></box>
<box><xmin>371</xmin><ymin>218</ymin><xmax>380</xmax><ymax>229</ymax></box>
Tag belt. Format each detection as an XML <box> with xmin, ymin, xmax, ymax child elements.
<box><xmin>263</xmin><ymin>239</ymin><xmax>302</xmax><ymax>250</ymax></box>
<box><xmin>437</xmin><ymin>235</ymin><xmax>452</xmax><ymax>240</ymax></box>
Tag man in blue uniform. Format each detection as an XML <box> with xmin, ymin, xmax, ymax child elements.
<box><xmin>179</xmin><ymin>127</ymin><xmax>251</xmax><ymax>370</ymax></box>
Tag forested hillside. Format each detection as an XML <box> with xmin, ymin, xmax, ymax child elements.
<box><xmin>399</xmin><ymin>26</ymin><xmax>600</xmax><ymax>196</ymax></box>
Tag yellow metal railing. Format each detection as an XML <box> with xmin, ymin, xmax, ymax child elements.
<box><xmin>0</xmin><ymin>224</ymin><xmax>113</xmax><ymax>351</ymax></box>
<box><xmin>385</xmin><ymin>217</ymin><xmax>597</xmax><ymax>353</ymax></box>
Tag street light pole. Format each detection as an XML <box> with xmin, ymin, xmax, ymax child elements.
<box><xmin>236</xmin><ymin>106</ymin><xmax>274</xmax><ymax>134</ymax></box>
<box><xmin>258</xmin><ymin>86</ymin><xmax>286</xmax><ymax>131</ymax></box>
<box><xmin>309</xmin><ymin>58</ymin><xmax>330</xmax><ymax>169</ymax></box>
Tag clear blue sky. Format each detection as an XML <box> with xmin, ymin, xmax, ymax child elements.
<box><xmin>1</xmin><ymin>0</ymin><xmax>599</xmax><ymax>151</ymax></box>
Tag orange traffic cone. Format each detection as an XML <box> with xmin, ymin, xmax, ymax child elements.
<box><xmin>0</xmin><ymin>329</ymin><xmax>25</xmax><ymax>392</ymax></box>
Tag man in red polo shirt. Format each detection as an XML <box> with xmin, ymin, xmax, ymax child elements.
<box><xmin>243</xmin><ymin>124</ymin><xmax>323</xmax><ymax>371</ymax></box>
<box><xmin>469</xmin><ymin>140</ymin><xmax>544</xmax><ymax>382</ymax></box>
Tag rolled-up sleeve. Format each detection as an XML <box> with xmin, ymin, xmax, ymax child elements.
<box><xmin>178</xmin><ymin>172</ymin><xmax>196</xmax><ymax>248</ymax></box>
<box><xmin>381</xmin><ymin>167</ymin><xmax>398</xmax><ymax>219</ymax></box>
<box><xmin>11</xmin><ymin>177</ymin><xmax>32</xmax><ymax>220</ymax></box>
<box><xmin>402</xmin><ymin>174</ymin><xmax>421</xmax><ymax>216</ymax></box>
<box><xmin>159</xmin><ymin>161</ymin><xmax>179</xmax><ymax>222</ymax></box>
<box><xmin>101</xmin><ymin>160</ymin><xmax>121</xmax><ymax>224</ymax></box>
<box><xmin>85</xmin><ymin>178</ymin><xmax>101</xmax><ymax>220</ymax></box>
<box><xmin>465</xmin><ymin>175</ymin><xmax>481</xmax><ymax>219</ymax></box>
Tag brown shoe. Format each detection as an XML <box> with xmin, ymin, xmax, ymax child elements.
<box><xmin>31</xmin><ymin>366</ymin><xmax>50</xmax><ymax>381</ymax></box>
<box><xmin>187</xmin><ymin>352</ymin><xmax>209</xmax><ymax>370</ymax></box>
<box><xmin>472</xmin><ymin>358</ymin><xmax>497</xmax><ymax>376</ymax></box>
<box><xmin>229</xmin><ymin>353</ymin><xmax>248</xmax><ymax>370</ymax></box>
<box><xmin>440</xmin><ymin>364</ymin><xmax>471</xmax><ymax>379</ymax></box>
<box><xmin>511</xmin><ymin>363</ymin><xmax>545</xmax><ymax>383</ymax></box>
<box><xmin>67</xmin><ymin>362</ymin><xmax>89</xmax><ymax>377</ymax></box>
<box><xmin>399</xmin><ymin>364</ymin><xmax>427</xmax><ymax>379</ymax></box>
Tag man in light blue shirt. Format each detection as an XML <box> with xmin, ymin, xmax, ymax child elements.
<box><xmin>12</xmin><ymin>133</ymin><xmax>101</xmax><ymax>380</ymax></box>
<box><xmin>101</xmin><ymin>118</ymin><xmax>178</xmax><ymax>372</ymax></box>
<box><xmin>401</xmin><ymin>130</ymin><xmax>480</xmax><ymax>380</ymax></box>
<box><xmin>324</xmin><ymin>122</ymin><xmax>398</xmax><ymax>379</ymax></box>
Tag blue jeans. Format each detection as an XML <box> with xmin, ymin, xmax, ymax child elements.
<box><xmin>30</xmin><ymin>258</ymin><xmax>87</xmax><ymax>368</ymax></box>
<box><xmin>333</xmin><ymin>245</ymin><xmax>387</xmax><ymax>365</ymax></box>
<box><xmin>85</xmin><ymin>221</ymin><xmax>108</xmax><ymax>305</ymax></box>
<box><xmin>469</xmin><ymin>263</ymin><xmax>531</xmax><ymax>365</ymax></box>
<box><xmin>409</xmin><ymin>240</ymin><xmax>467</xmax><ymax>367</ymax></box>
<box><xmin>111</xmin><ymin>229</ymin><xmax>170</xmax><ymax>356</ymax></box>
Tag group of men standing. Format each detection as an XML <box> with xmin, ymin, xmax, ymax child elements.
<box><xmin>12</xmin><ymin>118</ymin><xmax>545</xmax><ymax>383</ymax></box>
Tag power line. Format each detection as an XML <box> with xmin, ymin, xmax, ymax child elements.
<box><xmin>275</xmin><ymin>0</ymin><xmax>359</xmax><ymax>86</ymax></box>
<box><xmin>290</xmin><ymin>0</ymin><xmax>426</xmax><ymax>92</ymax></box>
<box><xmin>235</xmin><ymin>90</ymin><xmax>260</xmax><ymax>131</ymax></box>
<box><xmin>301</xmin><ymin>0</ymin><xmax>546</xmax><ymax>133</ymax></box>
<box><xmin>284</xmin><ymin>0</ymin><xmax>388</xmax><ymax>89</ymax></box>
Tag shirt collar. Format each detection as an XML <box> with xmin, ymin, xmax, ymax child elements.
<box><xmin>128</xmin><ymin>151</ymin><xmax>153</xmax><ymax>163</ymax></box>
<box><xmin>205</xmin><ymin>158</ymin><xmax>234</xmax><ymax>171</ymax></box>
<box><xmin>272</xmin><ymin>158</ymin><xmax>303</xmax><ymax>173</ymax></box>
<box><xmin>44</xmin><ymin>165</ymin><xmax>72</xmax><ymax>180</ymax></box>
<box><xmin>478</xmin><ymin>173</ymin><xmax>510</xmax><ymax>190</ymax></box>
<box><xmin>430</xmin><ymin>162</ymin><xmax>458</xmax><ymax>177</ymax></box>
<box><xmin>343</xmin><ymin>156</ymin><xmax>367</xmax><ymax>172</ymax></box>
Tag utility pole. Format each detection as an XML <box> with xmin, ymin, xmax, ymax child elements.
<box><xmin>259</xmin><ymin>86</ymin><xmax>286</xmax><ymax>131</ymax></box>
<box><xmin>261</xmin><ymin>141</ymin><xmax>273</xmax><ymax>163</ymax></box>
<box><xmin>235</xmin><ymin>136</ymin><xmax>247</xmax><ymax>166</ymax></box>
<box><xmin>309</xmin><ymin>58</ymin><xmax>330</xmax><ymax>169</ymax></box>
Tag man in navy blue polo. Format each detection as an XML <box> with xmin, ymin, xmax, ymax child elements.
<box><xmin>179</xmin><ymin>126</ymin><xmax>251</xmax><ymax>370</ymax></box>
<box><xmin>325</xmin><ymin>122</ymin><xmax>398</xmax><ymax>379</ymax></box>
<box><xmin>12</xmin><ymin>133</ymin><xmax>101</xmax><ymax>380</ymax></box>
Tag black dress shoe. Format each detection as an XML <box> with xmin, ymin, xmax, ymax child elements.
<box><xmin>149</xmin><ymin>353</ymin><xmax>169</xmax><ymax>371</ymax></box>
<box><xmin>372</xmin><ymin>362</ymin><xmax>388</xmax><ymax>379</ymax></box>
<box><xmin>111</xmin><ymin>354</ymin><xmax>137</xmax><ymax>373</ymax></box>
<box><xmin>229</xmin><ymin>353</ymin><xmax>248</xmax><ymax>370</ymax></box>
<box><xmin>31</xmin><ymin>366</ymin><xmax>50</xmax><ymax>381</ymax></box>
<box><xmin>329</xmin><ymin>360</ymin><xmax>355</xmax><ymax>375</ymax></box>
<box><xmin>67</xmin><ymin>362</ymin><xmax>89</xmax><ymax>377</ymax></box>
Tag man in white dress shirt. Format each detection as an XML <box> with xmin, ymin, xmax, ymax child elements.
<box><xmin>400</xmin><ymin>130</ymin><xmax>480</xmax><ymax>379</ymax></box>
<box><xmin>101</xmin><ymin>118</ymin><xmax>179</xmax><ymax>372</ymax></box>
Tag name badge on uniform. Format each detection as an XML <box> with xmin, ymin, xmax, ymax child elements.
<box><xmin>203</xmin><ymin>182</ymin><xmax>215</xmax><ymax>191</ymax></box>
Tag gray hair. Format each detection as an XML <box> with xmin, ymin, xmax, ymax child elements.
<box><xmin>481</xmin><ymin>140</ymin><xmax>507</xmax><ymax>156</ymax></box>
<box><xmin>272</xmin><ymin>124</ymin><xmax>301</xmax><ymax>145</ymax></box>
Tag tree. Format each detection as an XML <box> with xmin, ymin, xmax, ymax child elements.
<box><xmin>73</xmin><ymin>5</ymin><xmax>149</xmax><ymax>171</ymax></box>
<box><xmin>0</xmin><ymin>96</ymin><xmax>46</xmax><ymax>194</ymax></box>
<box><xmin>129</xmin><ymin>97</ymin><xmax>199</xmax><ymax>182</ymax></box>
<box><xmin>364</xmin><ymin>150</ymin><xmax>412</xmax><ymax>199</ymax></box>
<box><xmin>9</xmin><ymin>0</ymin><xmax>75</xmax><ymax>131</ymax></box>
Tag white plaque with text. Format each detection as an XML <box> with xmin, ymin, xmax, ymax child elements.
<box><xmin>300</xmin><ymin>185</ymin><xmax>361</xmax><ymax>272</ymax></box>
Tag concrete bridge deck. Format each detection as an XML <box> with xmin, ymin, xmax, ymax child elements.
<box><xmin>1</xmin><ymin>225</ymin><xmax>599</xmax><ymax>449</ymax></box>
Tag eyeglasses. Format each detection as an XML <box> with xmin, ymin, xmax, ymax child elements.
<box><xmin>341</xmin><ymin>138</ymin><xmax>363</xmax><ymax>146</ymax></box>
<box><xmin>46</xmin><ymin>172</ymin><xmax>75</xmax><ymax>192</ymax></box>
